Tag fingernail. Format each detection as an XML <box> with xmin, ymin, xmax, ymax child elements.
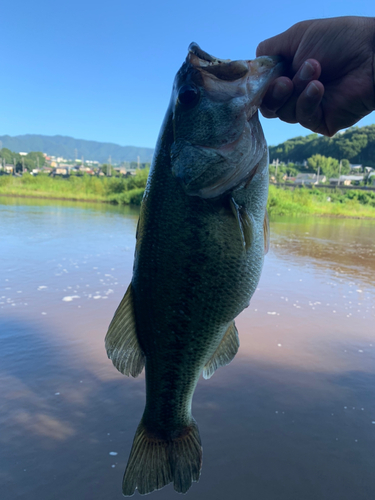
<box><xmin>272</xmin><ymin>80</ymin><xmax>289</xmax><ymax>100</ymax></box>
<box><xmin>299</xmin><ymin>61</ymin><xmax>315</xmax><ymax>81</ymax></box>
<box><xmin>306</xmin><ymin>82</ymin><xmax>320</xmax><ymax>98</ymax></box>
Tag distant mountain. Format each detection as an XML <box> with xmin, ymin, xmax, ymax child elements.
<box><xmin>269</xmin><ymin>124</ymin><xmax>375</xmax><ymax>168</ymax></box>
<box><xmin>0</xmin><ymin>134</ymin><xmax>154</xmax><ymax>164</ymax></box>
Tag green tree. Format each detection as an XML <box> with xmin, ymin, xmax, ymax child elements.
<box><xmin>340</xmin><ymin>159</ymin><xmax>351</xmax><ymax>175</ymax></box>
<box><xmin>307</xmin><ymin>154</ymin><xmax>339</xmax><ymax>178</ymax></box>
<box><xmin>101</xmin><ymin>164</ymin><xmax>111</xmax><ymax>175</ymax></box>
<box><xmin>0</xmin><ymin>148</ymin><xmax>17</xmax><ymax>165</ymax></box>
<box><xmin>26</xmin><ymin>151</ymin><xmax>45</xmax><ymax>169</ymax></box>
<box><xmin>126</xmin><ymin>168</ymin><xmax>149</xmax><ymax>190</ymax></box>
<box><xmin>269</xmin><ymin>124</ymin><xmax>375</xmax><ymax>168</ymax></box>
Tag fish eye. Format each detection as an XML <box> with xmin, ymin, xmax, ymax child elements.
<box><xmin>178</xmin><ymin>84</ymin><xmax>200</xmax><ymax>107</ymax></box>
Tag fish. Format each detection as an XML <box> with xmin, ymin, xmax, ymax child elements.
<box><xmin>105</xmin><ymin>43</ymin><xmax>283</xmax><ymax>496</ymax></box>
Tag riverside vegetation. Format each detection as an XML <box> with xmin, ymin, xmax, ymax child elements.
<box><xmin>1</xmin><ymin>171</ymin><xmax>375</xmax><ymax>218</ymax></box>
<box><xmin>0</xmin><ymin>169</ymin><xmax>148</xmax><ymax>205</ymax></box>
<box><xmin>1</xmin><ymin>122</ymin><xmax>375</xmax><ymax>218</ymax></box>
<box><xmin>269</xmin><ymin>124</ymin><xmax>375</xmax><ymax>169</ymax></box>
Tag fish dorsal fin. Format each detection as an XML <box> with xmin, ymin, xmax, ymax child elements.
<box><xmin>263</xmin><ymin>209</ymin><xmax>270</xmax><ymax>254</ymax></box>
<box><xmin>229</xmin><ymin>197</ymin><xmax>254</xmax><ymax>251</ymax></box>
<box><xmin>203</xmin><ymin>322</ymin><xmax>239</xmax><ymax>380</ymax></box>
<box><xmin>105</xmin><ymin>283</ymin><xmax>145</xmax><ymax>377</ymax></box>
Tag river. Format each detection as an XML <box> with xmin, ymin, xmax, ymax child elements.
<box><xmin>1</xmin><ymin>197</ymin><xmax>374</xmax><ymax>500</ymax></box>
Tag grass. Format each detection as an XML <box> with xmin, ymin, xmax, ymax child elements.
<box><xmin>0</xmin><ymin>170</ymin><xmax>149</xmax><ymax>204</ymax></box>
<box><xmin>267</xmin><ymin>184</ymin><xmax>375</xmax><ymax>218</ymax></box>
<box><xmin>1</xmin><ymin>172</ymin><xmax>375</xmax><ymax>218</ymax></box>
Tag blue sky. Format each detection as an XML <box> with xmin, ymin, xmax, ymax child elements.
<box><xmin>1</xmin><ymin>0</ymin><xmax>374</xmax><ymax>149</ymax></box>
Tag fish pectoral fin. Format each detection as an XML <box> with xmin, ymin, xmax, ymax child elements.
<box><xmin>105</xmin><ymin>283</ymin><xmax>145</xmax><ymax>377</ymax></box>
<box><xmin>263</xmin><ymin>209</ymin><xmax>270</xmax><ymax>254</ymax></box>
<box><xmin>203</xmin><ymin>321</ymin><xmax>239</xmax><ymax>380</ymax></box>
<box><xmin>229</xmin><ymin>197</ymin><xmax>254</xmax><ymax>251</ymax></box>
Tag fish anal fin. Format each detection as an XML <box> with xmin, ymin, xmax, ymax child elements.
<box><xmin>263</xmin><ymin>209</ymin><xmax>270</xmax><ymax>254</ymax></box>
<box><xmin>105</xmin><ymin>283</ymin><xmax>145</xmax><ymax>377</ymax></box>
<box><xmin>203</xmin><ymin>322</ymin><xmax>239</xmax><ymax>380</ymax></box>
<box><xmin>122</xmin><ymin>420</ymin><xmax>202</xmax><ymax>496</ymax></box>
<box><xmin>229</xmin><ymin>197</ymin><xmax>254</xmax><ymax>251</ymax></box>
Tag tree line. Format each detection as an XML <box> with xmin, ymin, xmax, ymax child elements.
<box><xmin>0</xmin><ymin>148</ymin><xmax>45</xmax><ymax>172</ymax></box>
<box><xmin>269</xmin><ymin>155</ymin><xmax>353</xmax><ymax>182</ymax></box>
<box><xmin>269</xmin><ymin>124</ymin><xmax>375</xmax><ymax>168</ymax></box>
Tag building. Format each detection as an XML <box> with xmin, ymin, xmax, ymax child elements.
<box><xmin>294</xmin><ymin>173</ymin><xmax>326</xmax><ymax>185</ymax></box>
<box><xmin>3</xmin><ymin>164</ymin><xmax>14</xmax><ymax>174</ymax></box>
<box><xmin>339</xmin><ymin>175</ymin><xmax>364</xmax><ymax>185</ymax></box>
<box><xmin>329</xmin><ymin>177</ymin><xmax>352</xmax><ymax>186</ymax></box>
<box><xmin>51</xmin><ymin>166</ymin><xmax>69</xmax><ymax>176</ymax></box>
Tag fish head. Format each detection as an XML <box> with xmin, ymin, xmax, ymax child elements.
<box><xmin>170</xmin><ymin>43</ymin><xmax>284</xmax><ymax>198</ymax></box>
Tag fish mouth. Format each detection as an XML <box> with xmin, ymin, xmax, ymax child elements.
<box><xmin>186</xmin><ymin>44</ymin><xmax>283</xmax><ymax>153</ymax></box>
<box><xmin>187</xmin><ymin>42</ymin><xmax>284</xmax><ymax>112</ymax></box>
<box><xmin>188</xmin><ymin>43</ymin><xmax>227</xmax><ymax>64</ymax></box>
<box><xmin>188</xmin><ymin>42</ymin><xmax>249</xmax><ymax>82</ymax></box>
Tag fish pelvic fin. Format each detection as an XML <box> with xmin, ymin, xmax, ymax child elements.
<box><xmin>263</xmin><ymin>209</ymin><xmax>270</xmax><ymax>255</ymax></box>
<box><xmin>105</xmin><ymin>283</ymin><xmax>145</xmax><ymax>377</ymax></box>
<box><xmin>203</xmin><ymin>321</ymin><xmax>239</xmax><ymax>380</ymax></box>
<box><xmin>122</xmin><ymin>419</ymin><xmax>202</xmax><ymax>496</ymax></box>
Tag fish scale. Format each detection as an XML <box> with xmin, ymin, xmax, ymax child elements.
<box><xmin>105</xmin><ymin>43</ymin><xmax>283</xmax><ymax>496</ymax></box>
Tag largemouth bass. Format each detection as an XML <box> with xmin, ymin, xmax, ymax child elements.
<box><xmin>105</xmin><ymin>43</ymin><xmax>283</xmax><ymax>496</ymax></box>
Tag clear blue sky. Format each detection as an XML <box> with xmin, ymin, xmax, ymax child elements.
<box><xmin>1</xmin><ymin>0</ymin><xmax>374</xmax><ymax>149</ymax></box>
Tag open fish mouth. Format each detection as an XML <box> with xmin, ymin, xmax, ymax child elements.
<box><xmin>188</xmin><ymin>43</ymin><xmax>229</xmax><ymax>64</ymax></box>
<box><xmin>187</xmin><ymin>42</ymin><xmax>284</xmax><ymax>110</ymax></box>
<box><xmin>188</xmin><ymin>42</ymin><xmax>249</xmax><ymax>81</ymax></box>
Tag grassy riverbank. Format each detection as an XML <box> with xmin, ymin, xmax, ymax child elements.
<box><xmin>1</xmin><ymin>173</ymin><xmax>375</xmax><ymax>218</ymax></box>
<box><xmin>268</xmin><ymin>185</ymin><xmax>375</xmax><ymax>218</ymax></box>
<box><xmin>0</xmin><ymin>171</ymin><xmax>148</xmax><ymax>205</ymax></box>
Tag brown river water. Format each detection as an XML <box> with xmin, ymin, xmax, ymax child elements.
<box><xmin>1</xmin><ymin>197</ymin><xmax>374</xmax><ymax>500</ymax></box>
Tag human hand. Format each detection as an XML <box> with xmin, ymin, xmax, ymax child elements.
<box><xmin>256</xmin><ymin>16</ymin><xmax>375</xmax><ymax>136</ymax></box>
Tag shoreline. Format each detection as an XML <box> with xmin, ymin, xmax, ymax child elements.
<box><xmin>2</xmin><ymin>192</ymin><xmax>375</xmax><ymax>220</ymax></box>
<box><xmin>0</xmin><ymin>192</ymin><xmax>109</xmax><ymax>204</ymax></box>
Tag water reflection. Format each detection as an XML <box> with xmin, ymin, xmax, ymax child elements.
<box><xmin>270</xmin><ymin>216</ymin><xmax>375</xmax><ymax>287</ymax></box>
<box><xmin>1</xmin><ymin>199</ymin><xmax>374</xmax><ymax>500</ymax></box>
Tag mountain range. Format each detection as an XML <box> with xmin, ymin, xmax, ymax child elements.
<box><xmin>3</xmin><ymin>124</ymin><xmax>374</xmax><ymax>168</ymax></box>
<box><xmin>0</xmin><ymin>134</ymin><xmax>154</xmax><ymax>164</ymax></box>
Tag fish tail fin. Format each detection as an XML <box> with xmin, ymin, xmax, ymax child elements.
<box><xmin>122</xmin><ymin>419</ymin><xmax>202</xmax><ymax>496</ymax></box>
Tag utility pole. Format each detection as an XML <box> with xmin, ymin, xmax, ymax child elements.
<box><xmin>137</xmin><ymin>155</ymin><xmax>140</xmax><ymax>169</ymax></box>
<box><xmin>338</xmin><ymin>160</ymin><xmax>342</xmax><ymax>186</ymax></box>
<box><xmin>108</xmin><ymin>155</ymin><xmax>112</xmax><ymax>176</ymax></box>
<box><xmin>22</xmin><ymin>157</ymin><xmax>25</xmax><ymax>174</ymax></box>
